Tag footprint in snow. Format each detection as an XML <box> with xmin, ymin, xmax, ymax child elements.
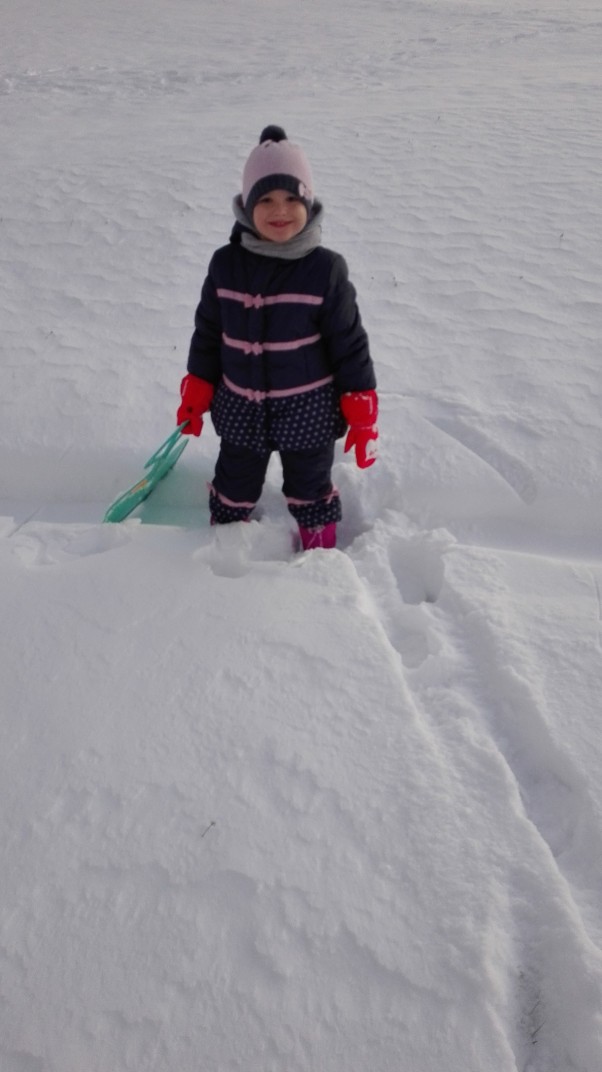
<box><xmin>388</xmin><ymin>535</ymin><xmax>445</xmax><ymax>605</ymax></box>
<box><xmin>351</xmin><ymin>525</ymin><xmax>449</xmax><ymax>670</ymax></box>
<box><xmin>197</xmin><ymin>518</ymin><xmax>294</xmax><ymax>578</ymax></box>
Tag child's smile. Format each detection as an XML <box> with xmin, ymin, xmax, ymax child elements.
<box><xmin>252</xmin><ymin>189</ymin><xmax>308</xmax><ymax>243</ymax></box>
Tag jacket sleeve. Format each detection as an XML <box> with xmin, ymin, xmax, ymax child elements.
<box><xmin>320</xmin><ymin>254</ymin><xmax>377</xmax><ymax>394</ymax></box>
<box><xmin>186</xmin><ymin>259</ymin><xmax>223</xmax><ymax>384</ymax></box>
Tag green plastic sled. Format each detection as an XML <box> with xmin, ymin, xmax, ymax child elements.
<box><xmin>103</xmin><ymin>424</ymin><xmax>189</xmax><ymax>523</ymax></box>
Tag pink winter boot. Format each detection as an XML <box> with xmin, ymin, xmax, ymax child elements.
<box><xmin>298</xmin><ymin>522</ymin><xmax>337</xmax><ymax>550</ymax></box>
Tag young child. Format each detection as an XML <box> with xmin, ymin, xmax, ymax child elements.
<box><xmin>176</xmin><ymin>125</ymin><xmax>378</xmax><ymax>550</ymax></box>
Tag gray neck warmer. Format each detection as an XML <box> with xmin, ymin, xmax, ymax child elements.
<box><xmin>232</xmin><ymin>195</ymin><xmax>323</xmax><ymax>260</ymax></box>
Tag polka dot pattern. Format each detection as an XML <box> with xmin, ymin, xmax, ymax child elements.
<box><xmin>287</xmin><ymin>492</ymin><xmax>342</xmax><ymax>529</ymax></box>
<box><xmin>209</xmin><ymin>490</ymin><xmax>253</xmax><ymax>524</ymax></box>
<box><xmin>211</xmin><ymin>381</ymin><xmax>346</xmax><ymax>453</ymax></box>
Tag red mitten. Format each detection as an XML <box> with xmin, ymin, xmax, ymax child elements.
<box><xmin>340</xmin><ymin>390</ymin><xmax>379</xmax><ymax>468</ymax></box>
<box><xmin>176</xmin><ymin>374</ymin><xmax>215</xmax><ymax>436</ymax></box>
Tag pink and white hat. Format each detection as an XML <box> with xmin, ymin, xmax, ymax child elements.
<box><xmin>242</xmin><ymin>125</ymin><xmax>315</xmax><ymax>219</ymax></box>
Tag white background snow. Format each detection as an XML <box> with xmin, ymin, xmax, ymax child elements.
<box><xmin>1</xmin><ymin>1</ymin><xmax>602</xmax><ymax>1069</ymax></box>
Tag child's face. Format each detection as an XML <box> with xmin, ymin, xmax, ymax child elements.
<box><xmin>252</xmin><ymin>189</ymin><xmax>308</xmax><ymax>243</ymax></box>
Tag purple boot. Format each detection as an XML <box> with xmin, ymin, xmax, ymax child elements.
<box><xmin>298</xmin><ymin>522</ymin><xmax>337</xmax><ymax>550</ymax></box>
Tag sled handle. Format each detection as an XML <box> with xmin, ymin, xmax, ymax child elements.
<box><xmin>144</xmin><ymin>422</ymin><xmax>188</xmax><ymax>470</ymax></box>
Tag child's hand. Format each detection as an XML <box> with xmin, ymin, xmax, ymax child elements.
<box><xmin>340</xmin><ymin>390</ymin><xmax>379</xmax><ymax>469</ymax></box>
<box><xmin>344</xmin><ymin>424</ymin><xmax>378</xmax><ymax>468</ymax></box>
<box><xmin>177</xmin><ymin>374</ymin><xmax>215</xmax><ymax>436</ymax></box>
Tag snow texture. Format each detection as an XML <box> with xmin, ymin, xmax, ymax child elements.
<box><xmin>1</xmin><ymin>1</ymin><xmax>602</xmax><ymax>1070</ymax></box>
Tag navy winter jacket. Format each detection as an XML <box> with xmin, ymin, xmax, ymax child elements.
<box><xmin>187</xmin><ymin>231</ymin><xmax>376</xmax><ymax>454</ymax></box>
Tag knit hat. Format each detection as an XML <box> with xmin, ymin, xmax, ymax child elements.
<box><xmin>242</xmin><ymin>125</ymin><xmax>314</xmax><ymax>221</ymax></box>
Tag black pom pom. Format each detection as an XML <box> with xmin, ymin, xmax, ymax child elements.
<box><xmin>259</xmin><ymin>124</ymin><xmax>287</xmax><ymax>144</ymax></box>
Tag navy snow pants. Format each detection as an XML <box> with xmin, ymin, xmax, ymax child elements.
<box><xmin>209</xmin><ymin>440</ymin><xmax>342</xmax><ymax>530</ymax></box>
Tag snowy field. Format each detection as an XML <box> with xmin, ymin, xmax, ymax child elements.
<box><xmin>2</xmin><ymin>1</ymin><xmax>602</xmax><ymax>1070</ymax></box>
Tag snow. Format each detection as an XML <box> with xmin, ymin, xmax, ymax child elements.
<box><xmin>1</xmin><ymin>0</ymin><xmax>602</xmax><ymax>1069</ymax></box>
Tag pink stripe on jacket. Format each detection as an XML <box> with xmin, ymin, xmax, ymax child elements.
<box><xmin>217</xmin><ymin>288</ymin><xmax>324</xmax><ymax>309</ymax></box>
<box><xmin>222</xmin><ymin>372</ymin><xmax>334</xmax><ymax>403</ymax></box>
